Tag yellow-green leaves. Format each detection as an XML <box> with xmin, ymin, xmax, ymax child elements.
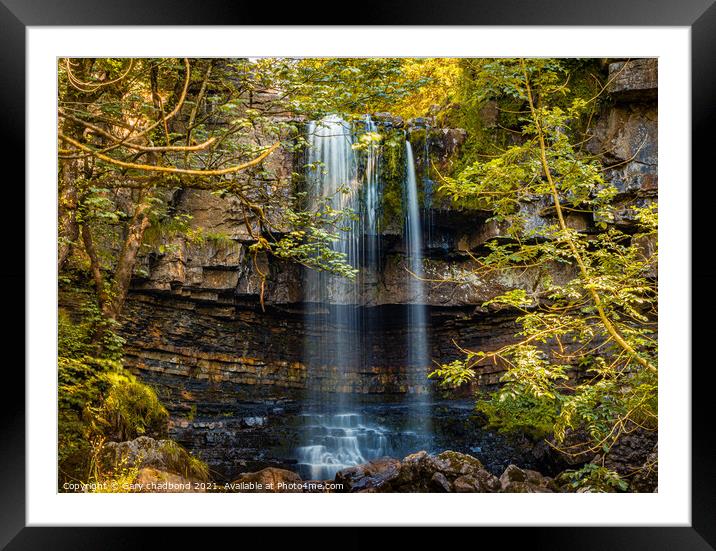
<box><xmin>429</xmin><ymin>59</ymin><xmax>658</xmax><ymax>466</ymax></box>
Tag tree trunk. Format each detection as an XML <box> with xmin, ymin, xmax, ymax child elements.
<box><xmin>80</xmin><ymin>223</ymin><xmax>109</xmax><ymax>313</ymax></box>
<box><xmin>106</xmin><ymin>203</ymin><xmax>151</xmax><ymax>322</ymax></box>
<box><xmin>58</xmin><ymin>161</ymin><xmax>80</xmax><ymax>271</ymax></box>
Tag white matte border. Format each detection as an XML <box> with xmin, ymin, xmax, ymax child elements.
<box><xmin>28</xmin><ymin>26</ymin><xmax>690</xmax><ymax>526</ymax></box>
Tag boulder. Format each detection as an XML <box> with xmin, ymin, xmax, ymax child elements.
<box><xmin>336</xmin><ymin>450</ymin><xmax>513</xmax><ymax>493</ymax></box>
<box><xmin>101</xmin><ymin>436</ymin><xmax>208</xmax><ymax>483</ymax></box>
<box><xmin>335</xmin><ymin>457</ymin><xmax>402</xmax><ymax>493</ymax></box>
<box><xmin>499</xmin><ymin>464</ymin><xmax>555</xmax><ymax>493</ymax></box>
<box><xmin>230</xmin><ymin>467</ymin><xmax>303</xmax><ymax>492</ymax></box>
<box><xmin>132</xmin><ymin>467</ymin><xmax>204</xmax><ymax>493</ymax></box>
<box><xmin>430</xmin><ymin>472</ymin><xmax>452</xmax><ymax>492</ymax></box>
<box><xmin>453</xmin><ymin>470</ymin><xmax>501</xmax><ymax>493</ymax></box>
<box><xmin>500</xmin><ymin>464</ymin><xmax>527</xmax><ymax>484</ymax></box>
<box><xmin>394</xmin><ymin>450</ymin><xmax>430</xmax><ymax>486</ymax></box>
<box><xmin>433</xmin><ymin>450</ymin><xmax>485</xmax><ymax>476</ymax></box>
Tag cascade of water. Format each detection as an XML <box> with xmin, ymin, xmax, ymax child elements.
<box><xmin>304</xmin><ymin>114</ymin><xmax>359</xmax><ymax>306</ymax></box>
<box><xmin>300</xmin><ymin>115</ymin><xmax>385</xmax><ymax>479</ymax></box>
<box><xmin>295</xmin><ymin>412</ymin><xmax>389</xmax><ymax>480</ymax></box>
<box><xmin>304</xmin><ymin>115</ymin><xmax>361</xmax><ymax>396</ymax></box>
<box><xmin>363</xmin><ymin>116</ymin><xmax>380</xmax><ymax>239</ymax></box>
<box><xmin>298</xmin><ymin>120</ymin><xmax>434</xmax><ymax>480</ymax></box>
<box><xmin>404</xmin><ymin>141</ymin><xmax>433</xmax><ymax>433</ymax></box>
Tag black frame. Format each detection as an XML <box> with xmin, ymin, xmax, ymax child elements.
<box><xmin>4</xmin><ymin>1</ymin><xmax>713</xmax><ymax>547</ymax></box>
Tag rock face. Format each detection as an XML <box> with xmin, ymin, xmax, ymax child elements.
<box><xmin>590</xmin><ymin>58</ymin><xmax>658</xmax><ymax>235</ymax></box>
<box><xmin>119</xmin><ymin>292</ymin><xmax>522</xmax><ymax>396</ymax></box>
<box><xmin>599</xmin><ymin>428</ymin><xmax>658</xmax><ymax>492</ymax></box>
<box><xmin>335</xmin><ymin>450</ymin><xmax>554</xmax><ymax>493</ymax></box>
<box><xmin>607</xmin><ymin>59</ymin><xmax>657</xmax><ymax>101</ymax></box>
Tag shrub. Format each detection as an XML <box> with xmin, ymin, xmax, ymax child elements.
<box><xmin>558</xmin><ymin>463</ymin><xmax>629</xmax><ymax>493</ymax></box>
<box><xmin>158</xmin><ymin>440</ymin><xmax>210</xmax><ymax>482</ymax></box>
<box><xmin>58</xmin><ymin>301</ymin><xmax>170</xmax><ymax>484</ymax></box>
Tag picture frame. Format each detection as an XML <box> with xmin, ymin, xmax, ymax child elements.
<box><xmin>4</xmin><ymin>0</ymin><xmax>713</xmax><ymax>546</ymax></box>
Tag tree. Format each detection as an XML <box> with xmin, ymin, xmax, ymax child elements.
<box><xmin>58</xmin><ymin>59</ymin><xmax>372</xmax><ymax>328</ymax></box>
<box><xmin>429</xmin><ymin>59</ymin><xmax>657</xmax><ymax>487</ymax></box>
<box><xmin>59</xmin><ymin>59</ymin><xmax>280</xmax><ymax>320</ymax></box>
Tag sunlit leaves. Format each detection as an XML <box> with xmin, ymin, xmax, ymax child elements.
<box><xmin>254</xmin><ymin>192</ymin><xmax>360</xmax><ymax>280</ymax></box>
<box><xmin>428</xmin><ymin>358</ymin><xmax>476</xmax><ymax>388</ymax></box>
<box><xmin>429</xmin><ymin>59</ymin><xmax>658</xmax><ymax>472</ymax></box>
<box><xmin>559</xmin><ymin>463</ymin><xmax>629</xmax><ymax>492</ymax></box>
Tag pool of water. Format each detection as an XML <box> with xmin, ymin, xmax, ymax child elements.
<box><xmin>165</xmin><ymin>392</ymin><xmax>551</xmax><ymax>482</ymax></box>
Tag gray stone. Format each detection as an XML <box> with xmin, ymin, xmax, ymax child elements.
<box><xmin>453</xmin><ymin>470</ymin><xmax>501</xmax><ymax>493</ymax></box>
<box><xmin>499</xmin><ymin>464</ymin><xmax>554</xmax><ymax>493</ymax></box>
<box><xmin>430</xmin><ymin>471</ymin><xmax>452</xmax><ymax>492</ymax></box>
<box><xmin>335</xmin><ymin>457</ymin><xmax>402</xmax><ymax>492</ymax></box>
<box><xmin>608</xmin><ymin>59</ymin><xmax>657</xmax><ymax>101</ymax></box>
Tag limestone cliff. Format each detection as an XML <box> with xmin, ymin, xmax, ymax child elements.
<box><xmin>119</xmin><ymin>59</ymin><xmax>657</xmax><ymax>395</ymax></box>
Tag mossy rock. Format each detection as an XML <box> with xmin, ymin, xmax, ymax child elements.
<box><xmin>102</xmin><ymin>436</ymin><xmax>209</xmax><ymax>483</ymax></box>
<box><xmin>435</xmin><ymin>450</ymin><xmax>484</xmax><ymax>475</ymax></box>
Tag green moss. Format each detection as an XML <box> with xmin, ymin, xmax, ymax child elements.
<box><xmin>406</xmin><ymin>127</ymin><xmax>427</xmax><ymax>148</ymax></box>
<box><xmin>378</xmin><ymin>128</ymin><xmax>406</xmax><ymax>231</ymax></box>
<box><xmin>94</xmin><ymin>372</ymin><xmax>169</xmax><ymax>442</ymax></box>
<box><xmin>475</xmin><ymin>392</ymin><xmax>559</xmax><ymax>440</ymax></box>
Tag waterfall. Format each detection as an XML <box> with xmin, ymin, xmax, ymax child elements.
<box><xmin>304</xmin><ymin>114</ymin><xmax>359</xmax><ymax>308</ymax></box>
<box><xmin>299</xmin><ymin>115</ymin><xmax>385</xmax><ymax>479</ymax></box>
<box><xmin>297</xmin><ymin>118</ymin><xmax>434</xmax><ymax>480</ymax></box>
<box><xmin>363</xmin><ymin>116</ymin><xmax>379</xmax><ymax>235</ymax></box>
<box><xmin>302</xmin><ymin>114</ymin><xmax>381</xmax><ymax>386</ymax></box>
<box><xmin>404</xmin><ymin>142</ymin><xmax>433</xmax><ymax>434</ymax></box>
<box><xmin>404</xmin><ymin>140</ymin><xmax>426</xmax><ymax>321</ymax></box>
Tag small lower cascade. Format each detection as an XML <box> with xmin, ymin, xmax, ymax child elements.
<box><xmin>295</xmin><ymin>413</ymin><xmax>389</xmax><ymax>480</ymax></box>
